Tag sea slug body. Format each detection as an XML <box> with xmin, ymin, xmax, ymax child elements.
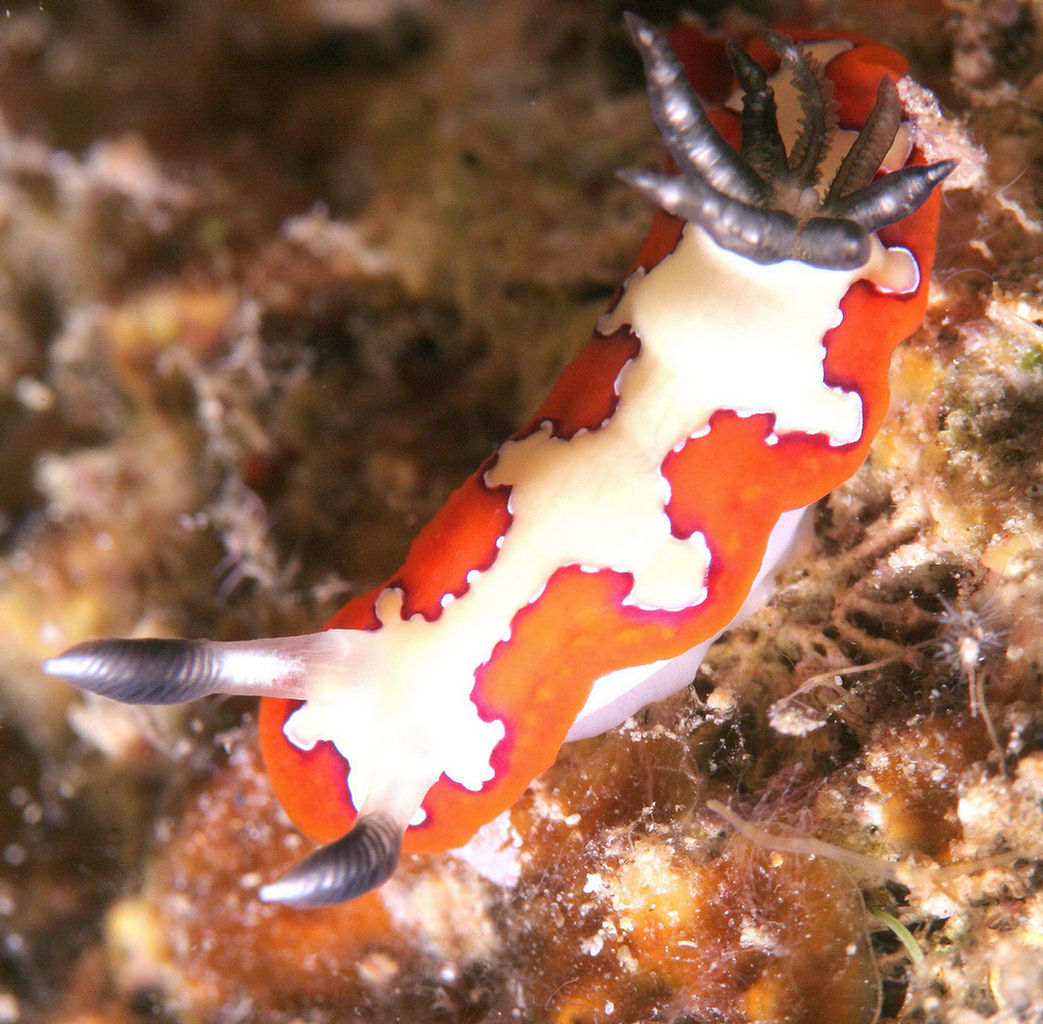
<box><xmin>45</xmin><ymin>16</ymin><xmax>953</xmax><ymax>907</ymax></box>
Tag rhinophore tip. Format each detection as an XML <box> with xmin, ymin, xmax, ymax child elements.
<box><xmin>44</xmin><ymin>638</ymin><xmax>224</xmax><ymax>704</ymax></box>
<box><xmin>259</xmin><ymin>813</ymin><xmax>404</xmax><ymax>908</ymax></box>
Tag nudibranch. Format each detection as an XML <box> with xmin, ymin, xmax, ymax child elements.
<box><xmin>45</xmin><ymin>16</ymin><xmax>953</xmax><ymax>907</ymax></box>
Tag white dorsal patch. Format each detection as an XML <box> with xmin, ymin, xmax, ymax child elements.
<box><xmin>282</xmin><ymin>39</ymin><xmax>923</xmax><ymax>830</ymax></box>
<box><xmin>599</xmin><ymin>226</ymin><xmax>866</xmax><ymax>444</ymax></box>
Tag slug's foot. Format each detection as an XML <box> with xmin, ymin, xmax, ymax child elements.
<box><xmin>258</xmin><ymin>812</ymin><xmax>403</xmax><ymax>907</ymax></box>
<box><xmin>622</xmin><ymin>13</ymin><xmax>955</xmax><ymax>269</ymax></box>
